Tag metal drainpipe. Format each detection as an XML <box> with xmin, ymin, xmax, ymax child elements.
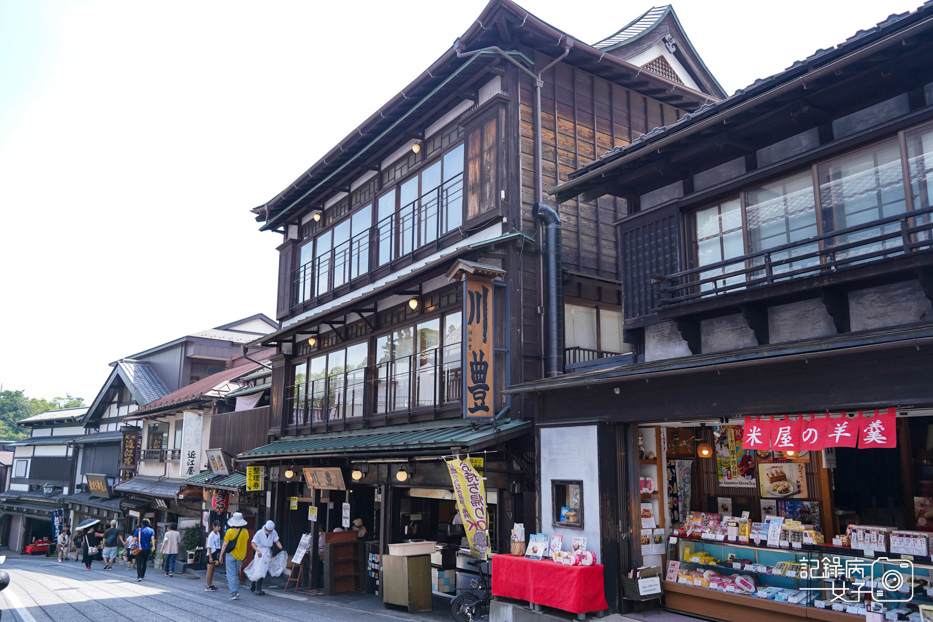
<box><xmin>455</xmin><ymin>37</ymin><xmax>572</xmax><ymax>378</ymax></box>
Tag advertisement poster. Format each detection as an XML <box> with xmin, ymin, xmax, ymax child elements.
<box><xmin>759</xmin><ymin>463</ymin><xmax>808</xmax><ymax>499</ymax></box>
<box><xmin>246</xmin><ymin>466</ymin><xmax>265</xmax><ymax>491</ymax></box>
<box><xmin>342</xmin><ymin>502</ymin><xmax>350</xmax><ymax>528</ymax></box>
<box><xmin>778</xmin><ymin>500</ymin><xmax>820</xmax><ymax>525</ymax></box>
<box><xmin>715</xmin><ymin>425</ymin><xmax>756</xmax><ymax>487</ymax></box>
<box><xmin>446</xmin><ymin>458</ymin><xmax>490</xmax><ymax>559</ymax></box>
<box><xmin>308</xmin><ymin>506</ymin><xmax>318</xmax><ymax>522</ymax></box>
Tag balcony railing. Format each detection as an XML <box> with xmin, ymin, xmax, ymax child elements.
<box><xmin>286</xmin><ymin>343</ymin><xmax>462</xmax><ymax>427</ymax></box>
<box><xmin>291</xmin><ymin>173</ymin><xmax>463</xmax><ymax>309</ymax></box>
<box><xmin>564</xmin><ymin>346</ymin><xmax>623</xmax><ymax>366</ymax></box>
<box><xmin>659</xmin><ymin>206</ymin><xmax>933</xmax><ymax>307</ymax></box>
<box><xmin>141</xmin><ymin>448</ymin><xmax>181</xmax><ymax>462</ymax></box>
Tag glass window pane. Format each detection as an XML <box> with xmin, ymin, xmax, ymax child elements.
<box><xmin>421</xmin><ymin>161</ymin><xmax>442</xmax><ymax>245</ymax></box>
<box><xmin>309</xmin><ymin>355</ymin><xmax>326</xmax><ymax>422</ymax></box>
<box><xmin>345</xmin><ymin>341</ymin><xmax>366</xmax><ymax>419</ymax></box>
<box><xmin>746</xmin><ymin>172</ymin><xmax>818</xmax><ymax>276</ymax></box>
<box><xmin>298</xmin><ymin>242</ymin><xmax>315</xmax><ymax>303</ymax></box>
<box><xmin>314</xmin><ymin>231</ymin><xmax>332</xmax><ymax>297</ymax></box>
<box><xmin>564</xmin><ymin>304</ymin><xmax>597</xmax><ymax>351</ymax></box>
<box><xmin>904</xmin><ymin>124</ymin><xmax>933</xmax><ymax>241</ymax></box>
<box><xmin>415</xmin><ymin>319</ymin><xmax>440</xmax><ymax>407</ymax></box>
<box><xmin>327</xmin><ymin>349</ymin><xmax>346</xmax><ymax>421</ymax></box>
<box><xmin>377</xmin><ymin>190</ymin><xmax>396</xmax><ymax>266</ymax></box>
<box><xmin>442</xmin><ymin>312</ymin><xmax>462</xmax><ymax>402</ymax></box>
<box><xmin>399</xmin><ymin>178</ymin><xmax>418</xmax><ymax>256</ymax></box>
<box><xmin>290</xmin><ymin>362</ymin><xmax>306</xmax><ymax>425</ymax></box>
<box><xmin>443</xmin><ymin>145</ymin><xmax>464</xmax><ymax>232</ymax></box>
<box><xmin>332</xmin><ymin>220</ymin><xmax>351</xmax><ymax>288</ymax></box>
<box><xmin>349</xmin><ymin>205</ymin><xmax>371</xmax><ymax>280</ymax></box>
<box><xmin>598</xmin><ymin>309</ymin><xmax>631</xmax><ymax>354</ymax></box>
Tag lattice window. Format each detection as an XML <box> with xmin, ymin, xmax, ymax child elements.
<box><xmin>641</xmin><ymin>56</ymin><xmax>683</xmax><ymax>85</ymax></box>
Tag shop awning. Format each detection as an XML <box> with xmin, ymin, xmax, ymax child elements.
<box><xmin>112</xmin><ymin>476</ymin><xmax>187</xmax><ymax>499</ymax></box>
<box><xmin>237</xmin><ymin>419</ymin><xmax>532</xmax><ymax>462</ymax></box>
<box><xmin>185</xmin><ymin>471</ymin><xmax>247</xmax><ymax>492</ymax></box>
<box><xmin>74</xmin><ymin>431</ymin><xmax>124</xmax><ymax>445</ymax></box>
<box><xmin>61</xmin><ymin>491</ymin><xmax>146</xmax><ymax>513</ymax></box>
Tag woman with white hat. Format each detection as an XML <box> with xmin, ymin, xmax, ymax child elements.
<box><xmin>244</xmin><ymin>520</ymin><xmax>284</xmax><ymax>596</ymax></box>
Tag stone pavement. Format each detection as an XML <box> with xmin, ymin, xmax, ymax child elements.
<box><xmin>0</xmin><ymin>554</ymin><xmax>454</xmax><ymax>622</ymax></box>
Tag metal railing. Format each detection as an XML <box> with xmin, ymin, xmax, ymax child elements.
<box><xmin>291</xmin><ymin>173</ymin><xmax>463</xmax><ymax>308</ymax></box>
<box><xmin>659</xmin><ymin>206</ymin><xmax>933</xmax><ymax>308</ymax></box>
<box><xmin>140</xmin><ymin>448</ymin><xmax>181</xmax><ymax>462</ymax></box>
<box><xmin>564</xmin><ymin>346</ymin><xmax>624</xmax><ymax>367</ymax></box>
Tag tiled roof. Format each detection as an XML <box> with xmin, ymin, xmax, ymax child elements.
<box><xmin>129</xmin><ymin>361</ymin><xmax>264</xmax><ymax>417</ymax></box>
<box><xmin>113</xmin><ymin>476</ymin><xmax>187</xmax><ymax>499</ymax></box>
<box><xmin>238</xmin><ymin>419</ymin><xmax>532</xmax><ymax>460</ymax></box>
<box><xmin>117</xmin><ymin>360</ymin><xmax>170</xmax><ymax>405</ymax></box>
<box><xmin>7</xmin><ymin>435</ymin><xmax>84</xmax><ymax>447</ymax></box>
<box><xmin>17</xmin><ymin>407</ymin><xmax>88</xmax><ymax>425</ymax></box>
<box><xmin>185</xmin><ymin>471</ymin><xmax>248</xmax><ymax>491</ymax></box>
<box><xmin>564</xmin><ymin>4</ymin><xmax>931</xmax><ymax>188</ymax></box>
<box><xmin>225</xmin><ymin>382</ymin><xmax>271</xmax><ymax>398</ymax></box>
<box><xmin>593</xmin><ymin>6</ymin><xmax>669</xmax><ymax>50</ymax></box>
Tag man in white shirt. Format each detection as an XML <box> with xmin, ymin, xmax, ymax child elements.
<box><xmin>160</xmin><ymin>524</ymin><xmax>182</xmax><ymax>577</ymax></box>
<box><xmin>248</xmin><ymin>520</ymin><xmax>283</xmax><ymax>595</ymax></box>
<box><xmin>205</xmin><ymin>521</ymin><xmax>222</xmax><ymax>592</ymax></box>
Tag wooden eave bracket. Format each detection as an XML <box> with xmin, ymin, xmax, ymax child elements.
<box><xmin>676</xmin><ymin>318</ymin><xmax>701</xmax><ymax>355</ymax></box>
<box><xmin>819</xmin><ymin>288</ymin><xmax>851</xmax><ymax>334</ymax></box>
<box><xmin>740</xmin><ymin>303</ymin><xmax>769</xmax><ymax>346</ymax></box>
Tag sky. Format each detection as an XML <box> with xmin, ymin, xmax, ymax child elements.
<box><xmin>0</xmin><ymin>0</ymin><xmax>922</xmax><ymax>403</ymax></box>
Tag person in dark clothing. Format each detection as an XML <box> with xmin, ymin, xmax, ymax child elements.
<box><xmin>133</xmin><ymin>518</ymin><xmax>155</xmax><ymax>582</ymax></box>
<box><xmin>82</xmin><ymin>528</ymin><xmax>103</xmax><ymax>570</ymax></box>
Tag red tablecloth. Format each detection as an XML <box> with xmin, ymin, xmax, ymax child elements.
<box><xmin>492</xmin><ymin>554</ymin><xmax>609</xmax><ymax>614</ymax></box>
<box><xmin>24</xmin><ymin>542</ymin><xmax>50</xmax><ymax>554</ymax></box>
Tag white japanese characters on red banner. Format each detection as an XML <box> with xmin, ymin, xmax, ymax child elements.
<box><xmin>742</xmin><ymin>408</ymin><xmax>896</xmax><ymax>451</ymax></box>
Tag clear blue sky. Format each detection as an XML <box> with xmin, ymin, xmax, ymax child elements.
<box><xmin>0</xmin><ymin>0</ymin><xmax>921</xmax><ymax>402</ymax></box>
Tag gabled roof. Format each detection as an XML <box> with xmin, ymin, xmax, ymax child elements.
<box><xmin>552</xmin><ymin>2</ymin><xmax>933</xmax><ymax>202</ymax></box>
<box><xmin>127</xmin><ymin>360</ymin><xmax>265</xmax><ymax>418</ymax></box>
<box><xmin>253</xmin><ymin>0</ymin><xmax>723</xmax><ymax>234</ymax></box>
<box><xmin>594</xmin><ymin>6</ymin><xmax>669</xmax><ymax>49</ymax></box>
<box><xmin>17</xmin><ymin>407</ymin><xmax>87</xmax><ymax>427</ymax></box>
<box><xmin>82</xmin><ymin>361</ymin><xmax>170</xmax><ymax>426</ymax></box>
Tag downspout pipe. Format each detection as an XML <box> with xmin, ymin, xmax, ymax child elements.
<box><xmin>533</xmin><ymin>202</ymin><xmax>564</xmax><ymax>377</ymax></box>
<box><xmin>455</xmin><ymin>36</ymin><xmax>572</xmax><ymax>378</ymax></box>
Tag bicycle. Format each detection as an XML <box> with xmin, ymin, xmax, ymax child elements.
<box><xmin>450</xmin><ymin>558</ymin><xmax>491</xmax><ymax>622</ymax></box>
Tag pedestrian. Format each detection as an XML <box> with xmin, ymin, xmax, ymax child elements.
<box><xmin>57</xmin><ymin>527</ymin><xmax>70</xmax><ymax>563</ymax></box>
<box><xmin>133</xmin><ymin>518</ymin><xmax>155</xmax><ymax>582</ymax></box>
<box><xmin>160</xmin><ymin>523</ymin><xmax>182</xmax><ymax>577</ymax></box>
<box><xmin>101</xmin><ymin>520</ymin><xmax>120</xmax><ymax>570</ymax></box>
<box><xmin>205</xmin><ymin>520</ymin><xmax>222</xmax><ymax>591</ymax></box>
<box><xmin>245</xmin><ymin>520</ymin><xmax>284</xmax><ymax>596</ymax></box>
<box><xmin>218</xmin><ymin>512</ymin><xmax>249</xmax><ymax>601</ymax></box>
<box><xmin>351</xmin><ymin>518</ymin><xmax>368</xmax><ymax>539</ymax></box>
<box><xmin>72</xmin><ymin>530</ymin><xmax>83</xmax><ymax>562</ymax></box>
<box><xmin>123</xmin><ymin>532</ymin><xmax>136</xmax><ymax>569</ymax></box>
<box><xmin>82</xmin><ymin>526</ymin><xmax>103</xmax><ymax>571</ymax></box>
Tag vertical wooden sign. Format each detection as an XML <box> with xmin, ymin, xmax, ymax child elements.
<box><xmin>464</xmin><ymin>276</ymin><xmax>494</xmax><ymax>418</ymax></box>
<box><xmin>120</xmin><ymin>428</ymin><xmax>140</xmax><ymax>481</ymax></box>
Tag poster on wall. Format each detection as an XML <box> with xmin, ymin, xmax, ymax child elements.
<box><xmin>715</xmin><ymin>425</ymin><xmax>756</xmax><ymax>487</ymax></box>
<box><xmin>759</xmin><ymin>463</ymin><xmax>808</xmax><ymax>499</ymax></box>
<box><xmin>666</xmin><ymin>428</ymin><xmax>695</xmax><ymax>457</ymax></box>
<box><xmin>760</xmin><ymin>499</ymin><xmax>777</xmax><ymax>519</ymax></box>
<box><xmin>778</xmin><ymin>500</ymin><xmax>820</xmax><ymax>525</ymax></box>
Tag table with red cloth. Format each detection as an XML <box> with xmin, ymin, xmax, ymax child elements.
<box><xmin>24</xmin><ymin>540</ymin><xmax>51</xmax><ymax>555</ymax></box>
<box><xmin>492</xmin><ymin>554</ymin><xmax>609</xmax><ymax>615</ymax></box>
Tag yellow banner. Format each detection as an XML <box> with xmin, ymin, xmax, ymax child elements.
<box><xmin>446</xmin><ymin>458</ymin><xmax>490</xmax><ymax>559</ymax></box>
<box><xmin>246</xmin><ymin>466</ymin><xmax>265</xmax><ymax>491</ymax></box>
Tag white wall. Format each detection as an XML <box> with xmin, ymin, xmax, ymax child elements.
<box><xmin>539</xmin><ymin>426</ymin><xmax>601</xmax><ymax>558</ymax></box>
<box><xmin>33</xmin><ymin>445</ymin><xmax>68</xmax><ymax>457</ymax></box>
<box><xmin>30</xmin><ymin>429</ymin><xmax>51</xmax><ymax>437</ymax></box>
<box><xmin>56</xmin><ymin>426</ymin><xmax>85</xmax><ymax>435</ymax></box>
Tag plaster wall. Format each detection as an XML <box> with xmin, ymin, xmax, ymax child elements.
<box><xmin>850</xmin><ymin>281</ymin><xmax>932</xmax><ymax>331</ymax></box>
<box><xmin>644</xmin><ymin>321</ymin><xmax>691</xmax><ymax>361</ymax></box>
<box><xmin>769</xmin><ymin>299</ymin><xmax>837</xmax><ymax>343</ymax></box>
<box><xmin>33</xmin><ymin>445</ymin><xmax>68</xmax><ymax>457</ymax></box>
<box><xmin>539</xmin><ymin>426</ymin><xmax>600</xmax><ymax>558</ymax></box>
<box><xmin>700</xmin><ymin>314</ymin><xmax>757</xmax><ymax>353</ymax></box>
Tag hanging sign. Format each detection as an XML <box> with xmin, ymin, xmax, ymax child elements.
<box><xmin>290</xmin><ymin>497</ymin><xmax>299</xmax><ymax>510</ymax></box>
<box><xmin>743</xmin><ymin>411</ymin><xmax>897</xmax><ymax>450</ymax></box>
<box><xmin>342</xmin><ymin>502</ymin><xmax>351</xmax><ymax>529</ymax></box>
<box><xmin>86</xmin><ymin>473</ymin><xmax>113</xmax><ymax>498</ymax></box>
<box><xmin>120</xmin><ymin>428</ymin><xmax>140</xmax><ymax>474</ymax></box>
<box><xmin>464</xmin><ymin>277</ymin><xmax>494</xmax><ymax>419</ymax></box>
<box><xmin>469</xmin><ymin>457</ymin><xmax>484</xmax><ymax>471</ymax></box>
<box><xmin>246</xmin><ymin>466</ymin><xmax>266</xmax><ymax>491</ymax></box>
<box><xmin>800</xmin><ymin>417</ymin><xmax>827</xmax><ymax>451</ymax></box>
<box><xmin>742</xmin><ymin>417</ymin><xmax>771</xmax><ymax>450</ymax></box>
<box><xmin>446</xmin><ymin>458</ymin><xmax>490</xmax><ymax>559</ymax></box>
<box><xmin>205</xmin><ymin>449</ymin><xmax>230</xmax><ymax>476</ymax></box>
<box><xmin>824</xmin><ymin>416</ymin><xmax>859</xmax><ymax>448</ymax></box>
<box><xmin>212</xmin><ymin>491</ymin><xmax>229</xmax><ymax>512</ymax></box>
<box><xmin>770</xmin><ymin>418</ymin><xmax>802</xmax><ymax>453</ymax></box>
<box><xmin>858</xmin><ymin>409</ymin><xmax>897</xmax><ymax>448</ymax></box>
<box><xmin>302</xmin><ymin>467</ymin><xmax>346</xmax><ymax>490</ymax></box>
<box><xmin>51</xmin><ymin>509</ymin><xmax>64</xmax><ymax>541</ymax></box>
<box><xmin>308</xmin><ymin>506</ymin><xmax>318</xmax><ymax>522</ymax></box>
<box><xmin>180</xmin><ymin>411</ymin><xmax>204</xmax><ymax>478</ymax></box>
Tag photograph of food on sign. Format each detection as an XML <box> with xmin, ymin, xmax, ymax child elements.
<box><xmin>758</xmin><ymin>463</ymin><xmax>808</xmax><ymax>499</ymax></box>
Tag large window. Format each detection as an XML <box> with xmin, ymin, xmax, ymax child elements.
<box><xmin>745</xmin><ymin>172</ymin><xmax>819</xmax><ymax>276</ymax></box>
<box><xmin>288</xmin><ymin>341</ymin><xmax>370</xmax><ymax>427</ymax></box>
<box><xmin>564</xmin><ymin>304</ymin><xmax>631</xmax><ymax>365</ymax></box>
<box><xmin>695</xmin><ymin>199</ymin><xmax>744</xmax><ymax>291</ymax></box>
<box><xmin>905</xmin><ymin>123</ymin><xmax>933</xmax><ymax>241</ymax></box>
<box><xmin>374</xmin><ymin>311</ymin><xmax>462</xmax><ymax>415</ymax></box>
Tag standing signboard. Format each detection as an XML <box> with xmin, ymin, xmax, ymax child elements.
<box><xmin>179</xmin><ymin>411</ymin><xmax>203</xmax><ymax>478</ymax></box>
<box><xmin>51</xmin><ymin>509</ymin><xmax>64</xmax><ymax>542</ymax></box>
<box><xmin>464</xmin><ymin>277</ymin><xmax>494</xmax><ymax>419</ymax></box>
<box><xmin>120</xmin><ymin>428</ymin><xmax>140</xmax><ymax>481</ymax></box>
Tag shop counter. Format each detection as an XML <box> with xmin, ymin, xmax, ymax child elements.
<box><xmin>491</xmin><ymin>554</ymin><xmax>609</xmax><ymax>618</ymax></box>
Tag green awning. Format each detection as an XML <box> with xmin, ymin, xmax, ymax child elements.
<box><xmin>185</xmin><ymin>471</ymin><xmax>247</xmax><ymax>491</ymax></box>
<box><xmin>237</xmin><ymin>419</ymin><xmax>531</xmax><ymax>462</ymax></box>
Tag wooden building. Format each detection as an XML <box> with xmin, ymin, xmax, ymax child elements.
<box><xmin>510</xmin><ymin>3</ymin><xmax>933</xmax><ymax>619</ymax></box>
<box><xmin>243</xmin><ymin>0</ymin><xmax>722</xmax><ymax>603</ymax></box>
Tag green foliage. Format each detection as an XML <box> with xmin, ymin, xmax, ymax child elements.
<box><xmin>0</xmin><ymin>389</ymin><xmax>85</xmax><ymax>440</ymax></box>
<box><xmin>182</xmin><ymin>526</ymin><xmax>203</xmax><ymax>551</ymax></box>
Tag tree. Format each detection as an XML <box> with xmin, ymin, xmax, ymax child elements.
<box><xmin>0</xmin><ymin>389</ymin><xmax>86</xmax><ymax>440</ymax></box>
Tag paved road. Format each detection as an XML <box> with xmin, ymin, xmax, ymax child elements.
<box><xmin>0</xmin><ymin>556</ymin><xmax>453</xmax><ymax>622</ymax></box>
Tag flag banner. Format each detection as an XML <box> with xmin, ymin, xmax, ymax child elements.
<box><xmin>446</xmin><ymin>458</ymin><xmax>490</xmax><ymax>559</ymax></box>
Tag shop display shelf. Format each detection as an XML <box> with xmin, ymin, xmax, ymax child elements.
<box><xmin>639</xmin><ymin>459</ymin><xmax>658</xmax><ymax>465</ymax></box>
<box><xmin>678</xmin><ymin>560</ymin><xmax>802</xmax><ymax>581</ymax></box>
<box><xmin>640</xmin><ymin>493</ymin><xmax>659</xmax><ymax>499</ymax></box>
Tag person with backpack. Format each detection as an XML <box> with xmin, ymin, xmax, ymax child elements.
<box><xmin>217</xmin><ymin>512</ymin><xmax>249</xmax><ymax>601</ymax></box>
<box><xmin>133</xmin><ymin>518</ymin><xmax>155</xmax><ymax>582</ymax></box>
<box><xmin>101</xmin><ymin>520</ymin><xmax>120</xmax><ymax>570</ymax></box>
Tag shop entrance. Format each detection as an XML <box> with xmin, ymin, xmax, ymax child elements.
<box><xmin>833</xmin><ymin>445</ymin><xmax>905</xmax><ymax>529</ymax></box>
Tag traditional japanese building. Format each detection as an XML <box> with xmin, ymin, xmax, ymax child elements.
<box><xmin>241</xmin><ymin>0</ymin><xmax>722</xmax><ymax>606</ymax></box>
<box><xmin>510</xmin><ymin>3</ymin><xmax>933</xmax><ymax>619</ymax></box>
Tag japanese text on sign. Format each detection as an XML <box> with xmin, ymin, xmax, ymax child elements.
<box><xmin>120</xmin><ymin>430</ymin><xmax>139</xmax><ymax>472</ymax></box>
<box><xmin>464</xmin><ymin>278</ymin><xmax>494</xmax><ymax>419</ymax></box>
<box><xmin>246</xmin><ymin>466</ymin><xmax>265</xmax><ymax>491</ymax></box>
<box><xmin>302</xmin><ymin>467</ymin><xmax>346</xmax><ymax>490</ymax></box>
<box><xmin>446</xmin><ymin>458</ymin><xmax>490</xmax><ymax>559</ymax></box>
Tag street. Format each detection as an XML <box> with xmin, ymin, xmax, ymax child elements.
<box><xmin>0</xmin><ymin>556</ymin><xmax>452</xmax><ymax>622</ymax></box>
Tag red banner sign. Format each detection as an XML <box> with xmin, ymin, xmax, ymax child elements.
<box><xmin>743</xmin><ymin>411</ymin><xmax>896</xmax><ymax>450</ymax></box>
